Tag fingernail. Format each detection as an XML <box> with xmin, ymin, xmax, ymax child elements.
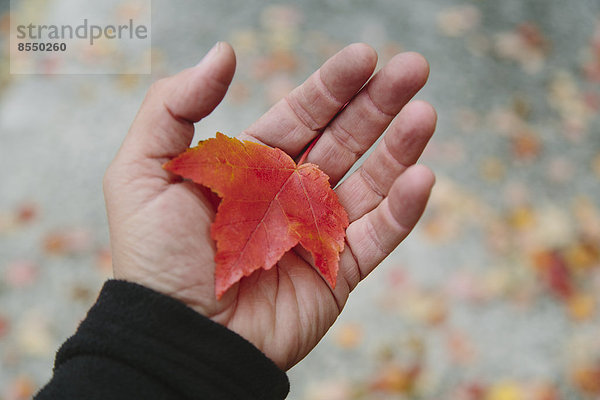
<box><xmin>198</xmin><ymin>42</ymin><xmax>221</xmax><ymax>65</ymax></box>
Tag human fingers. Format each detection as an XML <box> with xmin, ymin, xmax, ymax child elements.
<box><xmin>104</xmin><ymin>42</ymin><xmax>236</xmax><ymax>221</ymax></box>
<box><xmin>304</xmin><ymin>52</ymin><xmax>430</xmax><ymax>184</ymax></box>
<box><xmin>114</xmin><ymin>42</ymin><xmax>236</xmax><ymax>167</ymax></box>
<box><xmin>341</xmin><ymin>165</ymin><xmax>435</xmax><ymax>289</ymax></box>
<box><xmin>240</xmin><ymin>43</ymin><xmax>377</xmax><ymax>157</ymax></box>
<box><xmin>335</xmin><ymin>100</ymin><xmax>436</xmax><ymax>222</ymax></box>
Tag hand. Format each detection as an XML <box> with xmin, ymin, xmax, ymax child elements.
<box><xmin>103</xmin><ymin>42</ymin><xmax>436</xmax><ymax>370</ymax></box>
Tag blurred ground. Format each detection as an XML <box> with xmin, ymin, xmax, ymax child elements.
<box><xmin>1</xmin><ymin>0</ymin><xmax>600</xmax><ymax>399</ymax></box>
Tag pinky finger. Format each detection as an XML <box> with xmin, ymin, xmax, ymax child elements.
<box><xmin>343</xmin><ymin>165</ymin><xmax>435</xmax><ymax>283</ymax></box>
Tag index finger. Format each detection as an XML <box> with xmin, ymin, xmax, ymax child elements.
<box><xmin>240</xmin><ymin>43</ymin><xmax>378</xmax><ymax>157</ymax></box>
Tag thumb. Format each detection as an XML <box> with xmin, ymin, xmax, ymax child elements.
<box><xmin>118</xmin><ymin>42</ymin><xmax>236</xmax><ymax>165</ymax></box>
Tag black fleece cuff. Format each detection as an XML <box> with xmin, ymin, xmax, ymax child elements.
<box><xmin>36</xmin><ymin>280</ymin><xmax>289</xmax><ymax>400</ymax></box>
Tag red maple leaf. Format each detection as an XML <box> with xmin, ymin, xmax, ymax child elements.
<box><xmin>164</xmin><ymin>132</ymin><xmax>349</xmax><ymax>299</ymax></box>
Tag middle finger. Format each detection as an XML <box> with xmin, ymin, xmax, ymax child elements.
<box><xmin>304</xmin><ymin>52</ymin><xmax>430</xmax><ymax>185</ymax></box>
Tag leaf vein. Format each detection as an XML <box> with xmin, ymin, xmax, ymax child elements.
<box><xmin>225</xmin><ymin>170</ymin><xmax>297</xmax><ymax>272</ymax></box>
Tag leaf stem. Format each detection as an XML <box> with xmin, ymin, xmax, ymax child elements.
<box><xmin>297</xmin><ymin>134</ymin><xmax>320</xmax><ymax>165</ymax></box>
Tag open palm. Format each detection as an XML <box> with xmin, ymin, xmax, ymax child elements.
<box><xmin>103</xmin><ymin>42</ymin><xmax>436</xmax><ymax>370</ymax></box>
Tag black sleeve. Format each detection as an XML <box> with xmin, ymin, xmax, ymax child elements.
<box><xmin>34</xmin><ymin>280</ymin><xmax>290</xmax><ymax>400</ymax></box>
